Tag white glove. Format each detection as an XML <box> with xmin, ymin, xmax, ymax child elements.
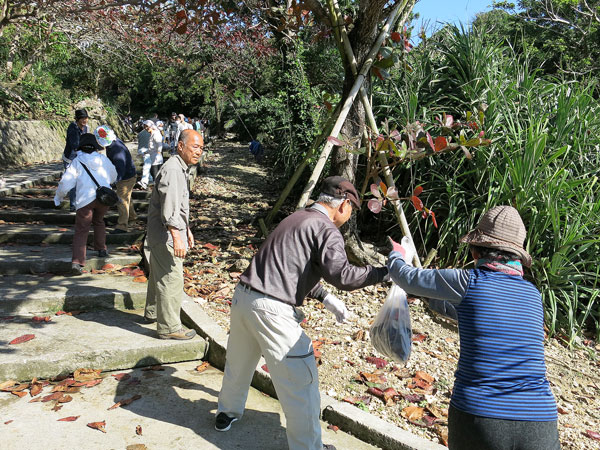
<box><xmin>323</xmin><ymin>294</ymin><xmax>351</xmax><ymax>323</ymax></box>
<box><xmin>400</xmin><ymin>236</ymin><xmax>417</xmax><ymax>266</ymax></box>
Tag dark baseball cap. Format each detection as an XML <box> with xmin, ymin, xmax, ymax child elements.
<box><xmin>320</xmin><ymin>176</ymin><xmax>361</xmax><ymax>209</ymax></box>
<box><xmin>78</xmin><ymin>133</ymin><xmax>102</xmax><ymax>152</ymax></box>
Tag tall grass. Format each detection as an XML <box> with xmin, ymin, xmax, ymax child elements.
<box><xmin>375</xmin><ymin>25</ymin><xmax>600</xmax><ymax>342</ymax></box>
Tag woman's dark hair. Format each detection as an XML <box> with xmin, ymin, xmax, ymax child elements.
<box><xmin>470</xmin><ymin>245</ymin><xmax>520</xmax><ymax>263</ymax></box>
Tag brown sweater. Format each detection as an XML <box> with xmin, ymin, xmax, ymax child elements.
<box><xmin>240</xmin><ymin>205</ymin><xmax>388</xmax><ymax>306</ymax></box>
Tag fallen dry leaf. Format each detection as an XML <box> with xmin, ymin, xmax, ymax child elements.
<box><xmin>58</xmin><ymin>416</ymin><xmax>80</xmax><ymax>422</ymax></box>
<box><xmin>359</xmin><ymin>371</ymin><xmax>387</xmax><ymax>384</ymax></box>
<box><xmin>0</xmin><ymin>380</ymin><xmax>19</xmax><ymax>391</ymax></box>
<box><xmin>9</xmin><ymin>334</ymin><xmax>35</xmax><ymax>345</ymax></box>
<box><xmin>30</xmin><ymin>380</ymin><xmax>44</xmax><ymax>397</ymax></box>
<box><xmin>402</xmin><ymin>406</ymin><xmax>425</xmax><ymax>421</ymax></box>
<box><xmin>4</xmin><ymin>420</ymin><xmax>13</xmax><ymax>424</ymax></box>
<box><xmin>126</xmin><ymin>444</ymin><xmax>147</xmax><ymax>450</ymax></box>
<box><xmin>108</xmin><ymin>394</ymin><xmax>141</xmax><ymax>410</ymax></box>
<box><xmin>136</xmin><ymin>425</ymin><xmax>143</xmax><ymax>436</ymax></box>
<box><xmin>11</xmin><ymin>391</ymin><xmax>27</xmax><ymax>398</ymax></box>
<box><xmin>87</xmin><ymin>420</ymin><xmax>106</xmax><ymax>433</ymax></box>
<box><xmin>52</xmin><ymin>404</ymin><xmax>63</xmax><ymax>412</ymax></box>
<box><xmin>133</xmin><ymin>276</ymin><xmax>147</xmax><ymax>283</ymax></box>
<box><xmin>73</xmin><ymin>368</ymin><xmax>102</xmax><ymax>382</ymax></box>
<box><xmin>42</xmin><ymin>392</ymin><xmax>64</xmax><ymax>402</ymax></box>
<box><xmin>365</xmin><ymin>356</ymin><xmax>388</xmax><ymax>369</ymax></box>
<box><xmin>111</xmin><ymin>373</ymin><xmax>131</xmax><ymax>381</ymax></box>
<box><xmin>58</xmin><ymin>395</ymin><xmax>73</xmax><ymax>403</ymax></box>
<box><xmin>32</xmin><ymin>316</ymin><xmax>51</xmax><ymax>323</ymax></box>
<box><xmin>585</xmin><ymin>430</ymin><xmax>600</xmax><ymax>441</ymax></box>
<box><xmin>327</xmin><ymin>424</ymin><xmax>339</xmax><ymax>432</ymax></box>
<box><xmin>434</xmin><ymin>424</ymin><xmax>449</xmax><ymax>446</ymax></box>
<box><xmin>195</xmin><ymin>362</ymin><xmax>210</xmax><ymax>373</ymax></box>
<box><xmin>414</xmin><ymin>371</ymin><xmax>435</xmax><ymax>384</ymax></box>
<box><xmin>412</xmin><ymin>333</ymin><xmax>427</xmax><ymax>343</ymax></box>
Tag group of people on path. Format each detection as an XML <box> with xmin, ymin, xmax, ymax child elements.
<box><xmin>136</xmin><ymin>112</ymin><xmax>207</xmax><ymax>189</ymax></box>
<box><xmin>54</xmin><ymin>107</ymin><xmax>560</xmax><ymax>450</ymax></box>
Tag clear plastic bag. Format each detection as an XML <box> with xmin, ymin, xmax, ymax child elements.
<box><xmin>370</xmin><ymin>284</ymin><xmax>412</xmax><ymax>362</ymax></box>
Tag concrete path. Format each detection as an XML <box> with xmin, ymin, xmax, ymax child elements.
<box><xmin>0</xmin><ymin>360</ymin><xmax>378</xmax><ymax>450</ymax></box>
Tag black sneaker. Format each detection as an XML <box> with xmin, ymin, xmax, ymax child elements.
<box><xmin>97</xmin><ymin>249</ymin><xmax>109</xmax><ymax>257</ymax></box>
<box><xmin>323</xmin><ymin>445</ymin><xmax>337</xmax><ymax>450</ymax></box>
<box><xmin>215</xmin><ymin>412</ymin><xmax>238</xmax><ymax>432</ymax></box>
<box><xmin>110</xmin><ymin>229</ymin><xmax>127</xmax><ymax>234</ymax></box>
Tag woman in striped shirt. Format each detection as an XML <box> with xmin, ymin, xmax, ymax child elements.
<box><xmin>388</xmin><ymin>206</ymin><xmax>560</xmax><ymax>450</ymax></box>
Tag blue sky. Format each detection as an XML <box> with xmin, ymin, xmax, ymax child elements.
<box><xmin>412</xmin><ymin>0</ymin><xmax>493</xmax><ymax>34</ymax></box>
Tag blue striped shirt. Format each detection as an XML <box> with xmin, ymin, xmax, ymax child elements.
<box><xmin>388</xmin><ymin>252</ymin><xmax>557</xmax><ymax>421</ymax></box>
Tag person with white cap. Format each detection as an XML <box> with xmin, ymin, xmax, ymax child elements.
<box><xmin>137</xmin><ymin>120</ymin><xmax>154</xmax><ymax>189</ymax></box>
<box><xmin>148</xmin><ymin>121</ymin><xmax>164</xmax><ymax>181</ymax></box>
<box><xmin>96</xmin><ymin>125</ymin><xmax>138</xmax><ymax>234</ymax></box>
<box><xmin>215</xmin><ymin>176</ymin><xmax>389</xmax><ymax>450</ymax></box>
<box><xmin>54</xmin><ymin>133</ymin><xmax>117</xmax><ymax>275</ymax></box>
<box><xmin>387</xmin><ymin>206</ymin><xmax>559</xmax><ymax>450</ymax></box>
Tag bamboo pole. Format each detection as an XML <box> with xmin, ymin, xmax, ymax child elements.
<box><xmin>295</xmin><ymin>0</ymin><xmax>410</xmax><ymax>209</ymax></box>
<box><xmin>330</xmin><ymin>0</ymin><xmax>421</xmax><ymax>267</ymax></box>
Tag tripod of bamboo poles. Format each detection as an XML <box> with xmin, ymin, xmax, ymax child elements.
<box><xmin>325</xmin><ymin>0</ymin><xmax>422</xmax><ymax>267</ymax></box>
<box><xmin>260</xmin><ymin>0</ymin><xmax>421</xmax><ymax>267</ymax></box>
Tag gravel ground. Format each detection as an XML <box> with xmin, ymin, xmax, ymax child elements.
<box><xmin>187</xmin><ymin>141</ymin><xmax>600</xmax><ymax>449</ymax></box>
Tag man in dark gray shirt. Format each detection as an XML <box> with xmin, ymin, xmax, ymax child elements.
<box><xmin>215</xmin><ymin>176</ymin><xmax>388</xmax><ymax>450</ymax></box>
<box><xmin>144</xmin><ymin>129</ymin><xmax>203</xmax><ymax>340</ymax></box>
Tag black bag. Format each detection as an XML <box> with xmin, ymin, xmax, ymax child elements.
<box><xmin>80</xmin><ymin>162</ymin><xmax>119</xmax><ymax>207</ymax></box>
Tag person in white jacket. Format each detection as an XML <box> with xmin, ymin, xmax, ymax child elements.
<box><xmin>149</xmin><ymin>121</ymin><xmax>164</xmax><ymax>181</ymax></box>
<box><xmin>54</xmin><ymin>133</ymin><xmax>118</xmax><ymax>275</ymax></box>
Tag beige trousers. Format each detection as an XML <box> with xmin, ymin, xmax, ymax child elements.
<box><xmin>217</xmin><ymin>285</ymin><xmax>322</xmax><ymax>450</ymax></box>
<box><xmin>115</xmin><ymin>176</ymin><xmax>137</xmax><ymax>231</ymax></box>
<box><xmin>144</xmin><ymin>243</ymin><xmax>184</xmax><ymax>335</ymax></box>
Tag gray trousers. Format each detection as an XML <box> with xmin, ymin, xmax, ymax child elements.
<box><xmin>217</xmin><ymin>284</ymin><xmax>322</xmax><ymax>450</ymax></box>
<box><xmin>144</xmin><ymin>243</ymin><xmax>184</xmax><ymax>335</ymax></box>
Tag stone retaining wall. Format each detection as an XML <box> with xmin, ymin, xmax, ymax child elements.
<box><xmin>0</xmin><ymin>116</ymin><xmax>131</xmax><ymax>167</ymax></box>
<box><xmin>0</xmin><ymin>120</ymin><xmax>70</xmax><ymax>167</ymax></box>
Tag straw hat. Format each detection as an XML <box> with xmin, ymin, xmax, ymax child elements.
<box><xmin>460</xmin><ymin>205</ymin><xmax>532</xmax><ymax>267</ymax></box>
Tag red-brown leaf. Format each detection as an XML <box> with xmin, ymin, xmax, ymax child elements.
<box><xmin>42</xmin><ymin>392</ymin><xmax>64</xmax><ymax>402</ymax></box>
<box><xmin>52</xmin><ymin>404</ymin><xmax>63</xmax><ymax>412</ymax></box>
<box><xmin>73</xmin><ymin>368</ymin><xmax>102</xmax><ymax>382</ymax></box>
<box><xmin>133</xmin><ymin>276</ymin><xmax>147</xmax><ymax>282</ymax></box>
<box><xmin>365</xmin><ymin>356</ymin><xmax>388</xmax><ymax>369</ymax></box>
<box><xmin>108</xmin><ymin>394</ymin><xmax>141</xmax><ymax>410</ymax></box>
<box><xmin>413</xmin><ymin>186</ymin><xmax>423</xmax><ymax>197</ymax></box>
<box><xmin>11</xmin><ymin>391</ymin><xmax>27</xmax><ymax>398</ymax></box>
<box><xmin>434</xmin><ymin>136</ymin><xmax>447</xmax><ymax>152</ymax></box>
<box><xmin>32</xmin><ymin>316</ymin><xmax>51</xmax><ymax>323</ymax></box>
<box><xmin>87</xmin><ymin>420</ymin><xmax>106</xmax><ymax>433</ymax></box>
<box><xmin>111</xmin><ymin>373</ymin><xmax>131</xmax><ymax>381</ymax></box>
<box><xmin>57</xmin><ymin>416</ymin><xmax>80</xmax><ymax>422</ymax></box>
<box><xmin>585</xmin><ymin>430</ymin><xmax>600</xmax><ymax>441</ymax></box>
<box><xmin>9</xmin><ymin>334</ymin><xmax>35</xmax><ymax>345</ymax></box>
<box><xmin>136</xmin><ymin>425</ymin><xmax>143</xmax><ymax>436</ymax></box>
<box><xmin>327</xmin><ymin>424</ymin><xmax>339</xmax><ymax>432</ymax></box>
<box><xmin>4</xmin><ymin>420</ymin><xmax>13</xmax><ymax>424</ymax></box>
<box><xmin>261</xmin><ymin>364</ymin><xmax>269</xmax><ymax>373</ymax></box>
<box><xmin>58</xmin><ymin>395</ymin><xmax>73</xmax><ymax>403</ymax></box>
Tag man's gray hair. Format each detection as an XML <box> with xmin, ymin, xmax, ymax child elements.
<box><xmin>316</xmin><ymin>193</ymin><xmax>344</xmax><ymax>208</ymax></box>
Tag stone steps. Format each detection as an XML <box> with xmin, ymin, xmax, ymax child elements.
<box><xmin>0</xmin><ymin>224</ymin><xmax>144</xmax><ymax>245</ymax></box>
<box><xmin>0</xmin><ymin>244</ymin><xmax>141</xmax><ymax>275</ymax></box>
<box><xmin>0</xmin><ymin>273</ymin><xmax>148</xmax><ymax>314</ymax></box>
<box><xmin>0</xmin><ymin>308</ymin><xmax>207</xmax><ymax>381</ymax></box>
<box><xmin>0</xmin><ymin>209</ymin><xmax>147</xmax><ymax>224</ymax></box>
<box><xmin>18</xmin><ymin>187</ymin><xmax>152</xmax><ymax>200</ymax></box>
<box><xmin>0</xmin><ymin>196</ymin><xmax>149</xmax><ymax>211</ymax></box>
